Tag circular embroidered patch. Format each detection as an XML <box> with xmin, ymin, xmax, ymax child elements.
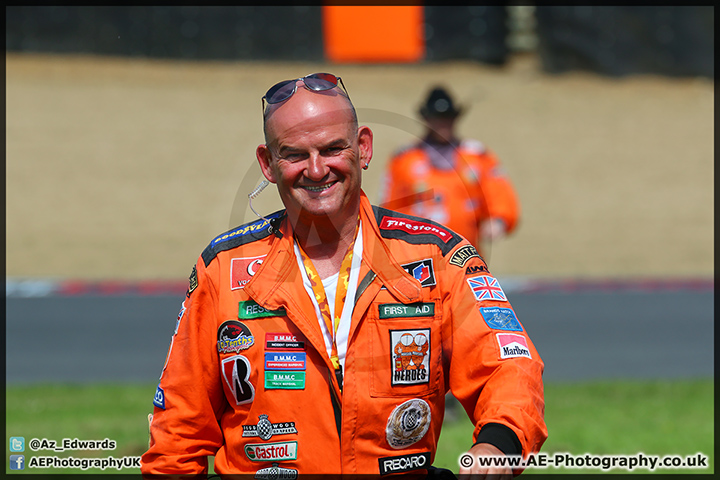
<box><xmin>385</xmin><ymin>398</ymin><xmax>431</xmax><ymax>449</ymax></box>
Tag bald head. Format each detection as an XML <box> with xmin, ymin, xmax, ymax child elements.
<box><xmin>263</xmin><ymin>83</ymin><xmax>358</xmax><ymax>147</ymax></box>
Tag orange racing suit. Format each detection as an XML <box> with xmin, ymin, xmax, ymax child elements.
<box><xmin>141</xmin><ymin>191</ymin><xmax>545</xmax><ymax>477</ymax></box>
<box><xmin>379</xmin><ymin>139</ymin><xmax>520</xmax><ymax>256</ymax></box>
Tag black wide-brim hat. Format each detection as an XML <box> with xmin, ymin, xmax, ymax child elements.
<box><xmin>418</xmin><ymin>86</ymin><xmax>464</xmax><ymax>118</ymax></box>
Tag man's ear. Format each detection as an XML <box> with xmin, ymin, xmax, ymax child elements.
<box><xmin>357</xmin><ymin>126</ymin><xmax>374</xmax><ymax>167</ymax></box>
<box><xmin>256</xmin><ymin>144</ymin><xmax>277</xmax><ymax>184</ymax></box>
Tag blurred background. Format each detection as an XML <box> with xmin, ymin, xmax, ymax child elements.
<box><xmin>5</xmin><ymin>5</ymin><xmax>714</xmax><ymax>475</ymax></box>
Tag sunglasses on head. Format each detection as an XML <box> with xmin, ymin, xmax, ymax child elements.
<box><xmin>262</xmin><ymin>73</ymin><xmax>349</xmax><ymax>114</ymax></box>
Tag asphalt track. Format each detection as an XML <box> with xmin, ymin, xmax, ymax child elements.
<box><xmin>5</xmin><ymin>282</ymin><xmax>713</xmax><ymax>384</ymax></box>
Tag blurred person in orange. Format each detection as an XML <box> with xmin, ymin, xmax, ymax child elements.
<box><xmin>379</xmin><ymin>86</ymin><xmax>520</xmax><ymax>258</ymax></box>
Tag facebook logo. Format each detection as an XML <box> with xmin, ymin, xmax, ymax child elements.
<box><xmin>9</xmin><ymin>436</ymin><xmax>25</xmax><ymax>452</ymax></box>
<box><xmin>9</xmin><ymin>454</ymin><xmax>25</xmax><ymax>470</ymax></box>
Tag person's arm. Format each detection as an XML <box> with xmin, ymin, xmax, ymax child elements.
<box><xmin>442</xmin><ymin>244</ymin><xmax>546</xmax><ymax>475</ymax></box>
<box><xmin>141</xmin><ymin>259</ymin><xmax>226</xmax><ymax>476</ymax></box>
<box><xmin>477</xmin><ymin>149</ymin><xmax>521</xmax><ymax>237</ymax></box>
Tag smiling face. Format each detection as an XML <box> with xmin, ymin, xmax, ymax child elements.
<box><xmin>256</xmin><ymin>84</ymin><xmax>373</xmax><ymax>236</ymax></box>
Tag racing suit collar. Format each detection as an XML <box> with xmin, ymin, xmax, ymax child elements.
<box><xmin>244</xmin><ymin>190</ymin><xmax>422</xmax><ymax>312</ymax></box>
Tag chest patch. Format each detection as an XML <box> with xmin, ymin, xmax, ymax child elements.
<box><xmin>390</xmin><ymin>329</ymin><xmax>430</xmax><ymax>386</ymax></box>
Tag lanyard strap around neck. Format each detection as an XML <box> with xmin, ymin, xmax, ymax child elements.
<box><xmin>296</xmin><ymin>220</ymin><xmax>360</xmax><ymax>371</ymax></box>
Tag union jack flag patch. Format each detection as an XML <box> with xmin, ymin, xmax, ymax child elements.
<box><xmin>466</xmin><ymin>275</ymin><xmax>507</xmax><ymax>302</ymax></box>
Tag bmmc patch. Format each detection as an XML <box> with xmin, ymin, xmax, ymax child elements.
<box><xmin>479</xmin><ymin>307</ymin><xmax>523</xmax><ymax>332</ymax></box>
<box><xmin>391</xmin><ymin>329</ymin><xmax>430</xmax><ymax>386</ymax></box>
<box><xmin>401</xmin><ymin>259</ymin><xmax>436</xmax><ymax>287</ymax></box>
<box><xmin>496</xmin><ymin>333</ymin><xmax>532</xmax><ymax>359</ymax></box>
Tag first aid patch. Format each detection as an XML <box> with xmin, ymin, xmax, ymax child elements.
<box><xmin>496</xmin><ymin>333</ymin><xmax>532</xmax><ymax>359</ymax></box>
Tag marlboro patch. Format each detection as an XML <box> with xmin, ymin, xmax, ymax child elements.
<box><xmin>391</xmin><ymin>329</ymin><xmax>430</xmax><ymax>386</ymax></box>
<box><xmin>496</xmin><ymin>333</ymin><xmax>532</xmax><ymax>359</ymax></box>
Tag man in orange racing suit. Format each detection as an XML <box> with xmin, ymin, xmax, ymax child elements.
<box><xmin>379</xmin><ymin>86</ymin><xmax>520</xmax><ymax>258</ymax></box>
<box><xmin>141</xmin><ymin>73</ymin><xmax>546</xmax><ymax>478</ymax></box>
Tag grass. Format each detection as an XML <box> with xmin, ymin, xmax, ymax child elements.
<box><xmin>5</xmin><ymin>379</ymin><xmax>713</xmax><ymax>475</ymax></box>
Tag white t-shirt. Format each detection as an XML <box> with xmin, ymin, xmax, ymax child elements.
<box><xmin>294</xmin><ymin>222</ymin><xmax>363</xmax><ymax>372</ymax></box>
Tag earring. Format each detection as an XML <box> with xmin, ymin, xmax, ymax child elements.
<box><xmin>362</xmin><ymin>163</ymin><xmax>369</xmax><ymax>170</ymax></box>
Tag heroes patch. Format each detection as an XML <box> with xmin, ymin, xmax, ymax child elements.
<box><xmin>479</xmin><ymin>307</ymin><xmax>523</xmax><ymax>332</ymax></box>
<box><xmin>391</xmin><ymin>329</ymin><xmax>430</xmax><ymax>386</ymax></box>
<box><xmin>217</xmin><ymin>320</ymin><xmax>255</xmax><ymax>353</ymax></box>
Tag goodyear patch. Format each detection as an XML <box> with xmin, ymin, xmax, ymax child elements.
<box><xmin>265</xmin><ymin>352</ymin><xmax>306</xmax><ymax>370</ymax></box>
<box><xmin>239</xmin><ymin>300</ymin><xmax>286</xmax><ymax>320</ymax></box>
<box><xmin>265</xmin><ymin>371</ymin><xmax>305</xmax><ymax>389</ymax></box>
<box><xmin>217</xmin><ymin>320</ymin><xmax>255</xmax><ymax>353</ymax></box>
<box><xmin>379</xmin><ymin>303</ymin><xmax>435</xmax><ymax>319</ymax></box>
<box><xmin>401</xmin><ymin>259</ymin><xmax>436</xmax><ymax>287</ymax></box>
<box><xmin>153</xmin><ymin>384</ymin><xmax>165</xmax><ymax>409</ymax></box>
<box><xmin>479</xmin><ymin>307</ymin><xmax>523</xmax><ymax>332</ymax></box>
<box><xmin>391</xmin><ymin>329</ymin><xmax>430</xmax><ymax>386</ymax></box>
<box><xmin>449</xmin><ymin>244</ymin><xmax>481</xmax><ymax>267</ymax></box>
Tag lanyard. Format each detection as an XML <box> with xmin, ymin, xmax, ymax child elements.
<box><xmin>296</xmin><ymin>220</ymin><xmax>359</xmax><ymax>372</ymax></box>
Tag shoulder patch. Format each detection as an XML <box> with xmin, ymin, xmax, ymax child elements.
<box><xmin>449</xmin><ymin>244</ymin><xmax>483</xmax><ymax>267</ymax></box>
<box><xmin>373</xmin><ymin>206</ymin><xmax>462</xmax><ymax>256</ymax></box>
<box><xmin>201</xmin><ymin>211</ymin><xmax>285</xmax><ymax>267</ymax></box>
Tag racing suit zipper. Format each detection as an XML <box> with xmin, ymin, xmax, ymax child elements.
<box><xmin>328</xmin><ymin>368</ymin><xmax>343</xmax><ymax>441</ymax></box>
